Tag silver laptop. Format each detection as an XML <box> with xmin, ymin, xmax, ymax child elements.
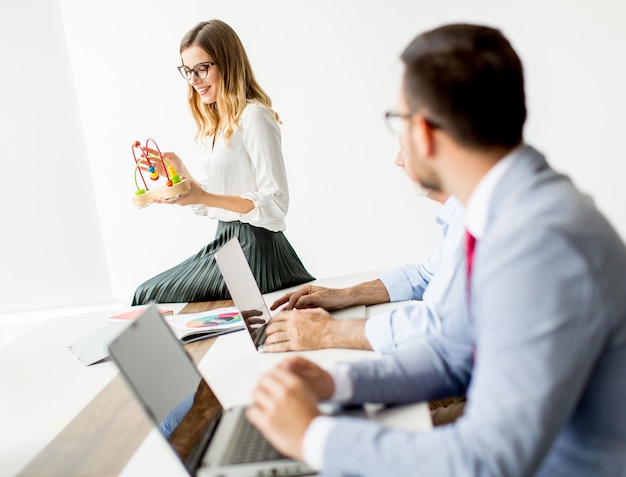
<box><xmin>108</xmin><ymin>304</ymin><xmax>316</xmax><ymax>477</ymax></box>
<box><xmin>214</xmin><ymin>237</ymin><xmax>367</xmax><ymax>352</ymax></box>
<box><xmin>214</xmin><ymin>237</ymin><xmax>283</xmax><ymax>352</ymax></box>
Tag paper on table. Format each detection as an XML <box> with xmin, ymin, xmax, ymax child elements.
<box><xmin>165</xmin><ymin>307</ymin><xmax>245</xmax><ymax>344</ymax></box>
<box><xmin>109</xmin><ymin>306</ymin><xmax>173</xmax><ymax>324</ymax></box>
<box><xmin>69</xmin><ymin>322</ymin><xmax>132</xmax><ymax>366</ymax></box>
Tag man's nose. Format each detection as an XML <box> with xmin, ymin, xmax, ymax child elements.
<box><xmin>395</xmin><ymin>152</ymin><xmax>404</xmax><ymax>167</ymax></box>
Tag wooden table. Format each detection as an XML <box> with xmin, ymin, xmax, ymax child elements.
<box><xmin>17</xmin><ymin>301</ymin><xmax>233</xmax><ymax>477</ymax></box>
<box><xmin>10</xmin><ymin>270</ymin><xmax>419</xmax><ymax>477</ymax></box>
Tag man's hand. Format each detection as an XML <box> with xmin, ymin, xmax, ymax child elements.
<box><xmin>246</xmin><ymin>359</ymin><xmax>324</xmax><ymax>461</ymax></box>
<box><xmin>263</xmin><ymin>309</ymin><xmax>372</xmax><ymax>352</ymax></box>
<box><xmin>263</xmin><ymin>308</ymin><xmax>333</xmax><ymax>352</ymax></box>
<box><xmin>270</xmin><ymin>279</ymin><xmax>390</xmax><ymax>311</ymax></box>
<box><xmin>278</xmin><ymin>355</ymin><xmax>335</xmax><ymax>400</ymax></box>
<box><xmin>270</xmin><ymin>285</ymin><xmax>347</xmax><ymax>311</ymax></box>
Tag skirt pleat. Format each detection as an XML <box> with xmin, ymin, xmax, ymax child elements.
<box><xmin>131</xmin><ymin>221</ymin><xmax>315</xmax><ymax>305</ymax></box>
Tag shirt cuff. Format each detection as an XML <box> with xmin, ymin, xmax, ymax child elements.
<box><xmin>302</xmin><ymin>415</ymin><xmax>337</xmax><ymax>470</ymax></box>
<box><xmin>378</xmin><ymin>267</ymin><xmax>415</xmax><ymax>302</ymax></box>
<box><xmin>364</xmin><ymin>313</ymin><xmax>394</xmax><ymax>354</ymax></box>
<box><xmin>191</xmin><ymin>204</ymin><xmax>209</xmax><ymax>216</ymax></box>
<box><xmin>326</xmin><ymin>363</ymin><xmax>353</xmax><ymax>403</ymax></box>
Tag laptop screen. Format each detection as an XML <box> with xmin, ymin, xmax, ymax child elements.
<box><xmin>214</xmin><ymin>237</ymin><xmax>273</xmax><ymax>350</ymax></box>
<box><xmin>108</xmin><ymin>305</ymin><xmax>223</xmax><ymax>474</ymax></box>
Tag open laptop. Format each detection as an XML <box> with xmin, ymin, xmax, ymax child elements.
<box><xmin>108</xmin><ymin>304</ymin><xmax>316</xmax><ymax>477</ymax></box>
<box><xmin>214</xmin><ymin>237</ymin><xmax>366</xmax><ymax>352</ymax></box>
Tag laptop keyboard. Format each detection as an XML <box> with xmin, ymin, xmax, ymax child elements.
<box><xmin>227</xmin><ymin>417</ymin><xmax>283</xmax><ymax>464</ymax></box>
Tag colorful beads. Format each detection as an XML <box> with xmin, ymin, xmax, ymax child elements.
<box><xmin>133</xmin><ymin>138</ymin><xmax>181</xmax><ymax>196</ymax></box>
<box><xmin>166</xmin><ymin>166</ymin><xmax>181</xmax><ymax>184</ymax></box>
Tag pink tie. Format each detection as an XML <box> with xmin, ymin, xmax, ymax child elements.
<box><xmin>466</xmin><ymin>229</ymin><xmax>477</xmax><ymax>364</ymax></box>
<box><xmin>465</xmin><ymin>229</ymin><xmax>476</xmax><ymax>302</ymax></box>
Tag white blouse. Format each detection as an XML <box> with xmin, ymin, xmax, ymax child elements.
<box><xmin>193</xmin><ymin>102</ymin><xmax>289</xmax><ymax>232</ymax></box>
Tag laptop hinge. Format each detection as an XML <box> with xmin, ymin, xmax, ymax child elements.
<box><xmin>184</xmin><ymin>410</ymin><xmax>223</xmax><ymax>472</ymax></box>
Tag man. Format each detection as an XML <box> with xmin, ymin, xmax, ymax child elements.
<box><xmin>266</xmin><ymin>151</ymin><xmax>469</xmax><ymax>425</ymax></box>
<box><xmin>263</xmin><ymin>152</ymin><xmax>465</xmax><ymax>354</ymax></box>
<box><xmin>245</xmin><ymin>23</ymin><xmax>626</xmax><ymax>476</ymax></box>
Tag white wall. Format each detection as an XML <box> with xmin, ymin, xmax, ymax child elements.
<box><xmin>2</xmin><ymin>0</ymin><xmax>625</xmax><ymax>312</ymax></box>
<box><xmin>0</xmin><ymin>0</ymin><xmax>111</xmax><ymax>313</ymax></box>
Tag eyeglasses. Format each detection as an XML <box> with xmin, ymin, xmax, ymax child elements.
<box><xmin>177</xmin><ymin>62</ymin><xmax>216</xmax><ymax>81</ymax></box>
<box><xmin>384</xmin><ymin>111</ymin><xmax>442</xmax><ymax>136</ymax></box>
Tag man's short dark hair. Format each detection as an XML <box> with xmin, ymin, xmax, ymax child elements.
<box><xmin>401</xmin><ymin>24</ymin><xmax>526</xmax><ymax>150</ymax></box>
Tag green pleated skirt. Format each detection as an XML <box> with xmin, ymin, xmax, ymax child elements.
<box><xmin>131</xmin><ymin>221</ymin><xmax>315</xmax><ymax>305</ymax></box>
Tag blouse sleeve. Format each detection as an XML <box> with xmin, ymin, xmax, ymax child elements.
<box><xmin>238</xmin><ymin>104</ymin><xmax>290</xmax><ymax>225</ymax></box>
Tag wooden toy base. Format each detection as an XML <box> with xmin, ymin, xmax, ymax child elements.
<box><xmin>132</xmin><ymin>179</ymin><xmax>191</xmax><ymax>207</ymax></box>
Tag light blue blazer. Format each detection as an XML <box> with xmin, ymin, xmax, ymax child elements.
<box><xmin>322</xmin><ymin>145</ymin><xmax>626</xmax><ymax>476</ymax></box>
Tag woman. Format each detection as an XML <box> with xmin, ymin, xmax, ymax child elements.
<box><xmin>132</xmin><ymin>19</ymin><xmax>314</xmax><ymax>305</ymax></box>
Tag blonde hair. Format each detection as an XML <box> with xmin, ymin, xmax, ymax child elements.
<box><xmin>179</xmin><ymin>20</ymin><xmax>280</xmax><ymax>144</ymax></box>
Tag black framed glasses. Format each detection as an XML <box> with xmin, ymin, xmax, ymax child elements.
<box><xmin>384</xmin><ymin>111</ymin><xmax>442</xmax><ymax>136</ymax></box>
<box><xmin>177</xmin><ymin>62</ymin><xmax>216</xmax><ymax>81</ymax></box>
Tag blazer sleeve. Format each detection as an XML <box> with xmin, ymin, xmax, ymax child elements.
<box><xmin>319</xmin><ymin>227</ymin><xmax>598</xmax><ymax>477</ymax></box>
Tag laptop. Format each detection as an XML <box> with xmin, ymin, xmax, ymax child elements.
<box><xmin>108</xmin><ymin>304</ymin><xmax>317</xmax><ymax>477</ymax></box>
<box><xmin>214</xmin><ymin>237</ymin><xmax>366</xmax><ymax>352</ymax></box>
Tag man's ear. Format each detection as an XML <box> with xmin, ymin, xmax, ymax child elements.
<box><xmin>412</xmin><ymin>115</ymin><xmax>435</xmax><ymax>158</ymax></box>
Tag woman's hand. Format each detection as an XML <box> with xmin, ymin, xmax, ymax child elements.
<box><xmin>152</xmin><ymin>175</ymin><xmax>206</xmax><ymax>206</ymax></box>
<box><xmin>138</xmin><ymin>148</ymin><xmax>192</xmax><ymax>181</ymax></box>
<box><xmin>135</xmin><ymin>147</ymin><xmax>205</xmax><ymax>206</ymax></box>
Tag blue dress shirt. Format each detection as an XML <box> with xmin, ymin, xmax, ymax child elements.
<box><xmin>365</xmin><ymin>195</ymin><xmax>465</xmax><ymax>353</ymax></box>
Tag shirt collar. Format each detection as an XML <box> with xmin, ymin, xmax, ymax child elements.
<box><xmin>465</xmin><ymin>144</ymin><xmax>525</xmax><ymax>239</ymax></box>
<box><xmin>435</xmin><ymin>195</ymin><xmax>462</xmax><ymax>227</ymax></box>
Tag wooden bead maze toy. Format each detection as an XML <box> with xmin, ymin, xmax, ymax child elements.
<box><xmin>131</xmin><ymin>138</ymin><xmax>190</xmax><ymax>207</ymax></box>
